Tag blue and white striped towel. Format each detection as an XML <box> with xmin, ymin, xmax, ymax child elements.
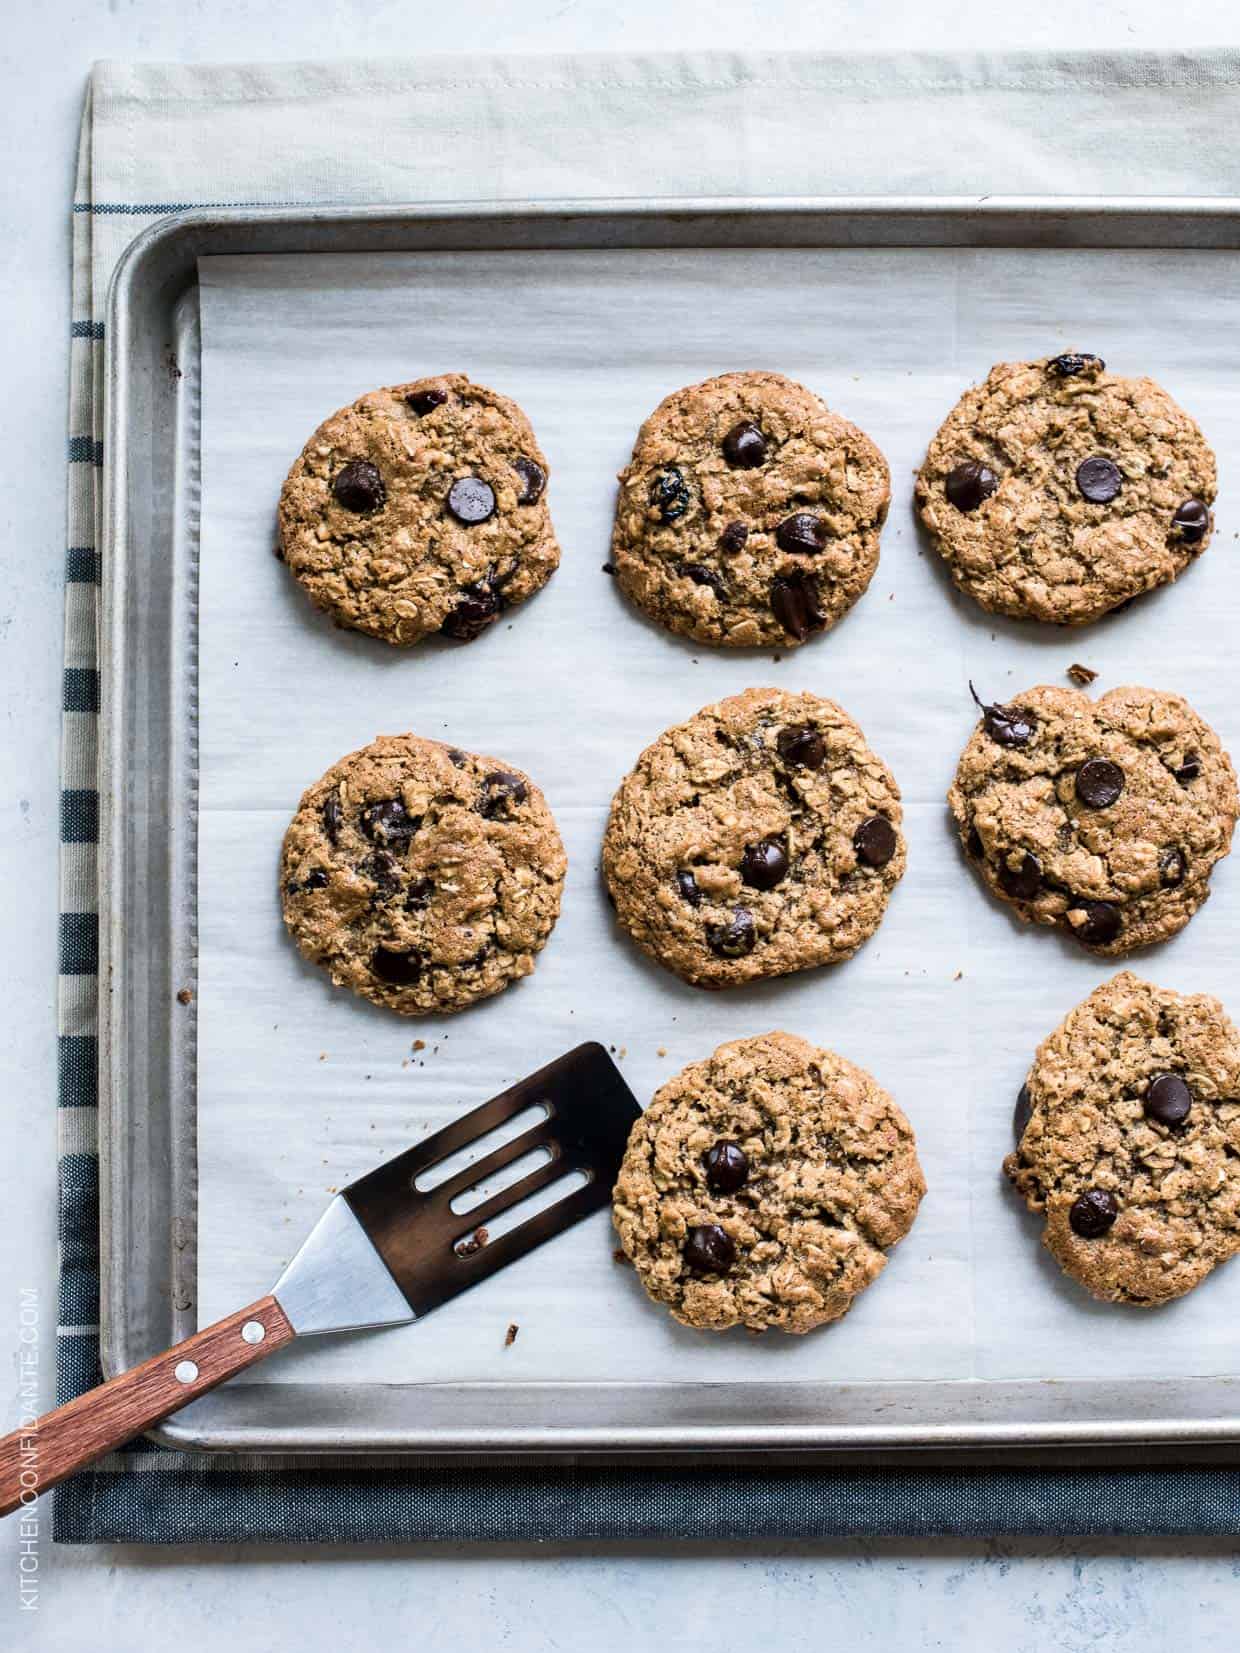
<box><xmin>58</xmin><ymin>50</ymin><xmax>1240</xmax><ymax>1542</ymax></box>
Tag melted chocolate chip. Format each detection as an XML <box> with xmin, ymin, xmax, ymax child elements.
<box><xmin>718</xmin><ymin>521</ymin><xmax>749</xmax><ymax>553</ymax></box>
<box><xmin>970</xmin><ymin>683</ymin><xmax>1037</xmax><ymax>749</ymax></box>
<box><xmin>740</xmin><ymin>837</ymin><xmax>789</xmax><ymax>890</ymax></box>
<box><xmin>1145</xmin><ymin>1073</ymin><xmax>1193</xmax><ymax>1128</ymax></box>
<box><xmin>447</xmin><ymin>476</ymin><xmax>496</xmax><ymax>525</ymax></box>
<box><xmin>441</xmin><ymin>582</ymin><xmax>501</xmax><ymax>641</ymax></box>
<box><xmin>1171</xmin><ymin>499</ymin><xmax>1210</xmax><ymax>544</ymax></box>
<box><xmin>1069</xmin><ymin>900</ymin><xmax>1122</xmax><ymax>946</ymax></box>
<box><xmin>722</xmin><ymin>421</ymin><xmax>768</xmax><ymax>469</ymax></box>
<box><xmin>332</xmin><ymin>459</ymin><xmax>386</xmax><ymax>514</ymax></box>
<box><xmin>361</xmin><ymin>799</ymin><xmax>419</xmax><ymax>846</ymax></box>
<box><xmin>1159</xmin><ymin>846</ymin><xmax>1187</xmax><ymax>888</ymax></box>
<box><xmin>514</xmin><ymin>457</ymin><xmax>546</xmax><ymax>505</ymax></box>
<box><xmin>479</xmin><ymin>771</ymin><xmax>527</xmax><ymax>819</ymax></box>
<box><xmin>683</xmin><ymin>1223</ymin><xmax>736</xmax><ymax>1274</ymax></box>
<box><xmin>370</xmin><ymin>946</ymin><xmax>424</xmax><ymax>986</ymax></box>
<box><xmin>678</xmin><ymin>562</ymin><xmax>728</xmax><ymax>600</ymax></box>
<box><xmin>945</xmin><ymin>461</ymin><xmax>998</xmax><ymax>512</ymax></box>
<box><xmin>1048</xmin><ymin>352</ymin><xmax>1104</xmax><ymax>377</ymax></box>
<box><xmin>362</xmin><ymin>850</ymin><xmax>402</xmax><ymax>899</ymax></box>
<box><xmin>706</xmin><ymin>908</ymin><xmax>756</xmax><ymax>959</ymax></box>
<box><xmin>1174</xmin><ymin>752</ymin><xmax>1201</xmax><ymax>785</ymax></box>
<box><xmin>1075</xmin><ymin>757</ymin><xmax>1125</xmax><ymax>810</ymax></box>
<box><xmin>323</xmin><ymin>792</ymin><xmax>343</xmax><ymax>844</ymax></box>
<box><xmin>649</xmin><ymin>466</ymin><xmax>692</xmax><ymax>523</ymax></box>
<box><xmin>1076</xmin><ymin>456</ymin><xmax>1122</xmax><ymax>504</ymax></box>
<box><xmin>774</xmin><ymin>513</ymin><xmax>828</xmax><ymax>555</ymax></box>
<box><xmin>406</xmin><ymin>386</ymin><xmax>449</xmax><ymax>416</ymax></box>
<box><xmin>1069</xmin><ymin>1188</ymin><xmax>1118</xmax><ymax>1238</ymax></box>
<box><xmin>999</xmin><ymin>850</ymin><xmax>1042</xmax><ymax>901</ymax></box>
<box><xmin>1014</xmin><ymin>1082</ymin><xmax>1033</xmax><ymax>1140</ymax></box>
<box><xmin>703</xmin><ymin>1141</ymin><xmax>749</xmax><ymax>1193</ymax></box>
<box><xmin>854</xmin><ymin>816</ymin><xmax>898</xmax><ymax>869</ymax></box>
<box><xmin>302</xmin><ymin>868</ymin><xmax>329</xmax><ymax>891</ymax></box>
<box><xmin>676</xmin><ymin>870</ymin><xmax>703</xmax><ymax>907</ymax></box>
<box><xmin>777</xmin><ymin>725</ymin><xmax>825</xmax><ymax>769</ymax></box>
<box><xmin>770</xmin><ymin>569</ymin><xmax>825</xmax><ymax>641</ymax></box>
<box><xmin>448</xmin><ymin>749</ymin><xmax>467</xmax><ymax>768</ymax></box>
<box><xmin>406</xmin><ymin>878</ymin><xmax>434</xmax><ymax>912</ymax></box>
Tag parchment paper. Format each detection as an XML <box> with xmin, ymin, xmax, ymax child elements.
<box><xmin>197</xmin><ymin>246</ymin><xmax>1240</xmax><ymax>1388</ymax></box>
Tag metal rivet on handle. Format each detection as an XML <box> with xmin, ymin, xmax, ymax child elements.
<box><xmin>241</xmin><ymin>1321</ymin><xmax>266</xmax><ymax>1345</ymax></box>
<box><xmin>174</xmin><ymin>1360</ymin><xmax>199</xmax><ymax>1384</ymax></box>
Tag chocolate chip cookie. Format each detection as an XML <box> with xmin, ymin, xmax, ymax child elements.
<box><xmin>949</xmin><ymin>683</ymin><xmax>1237</xmax><ymax>955</ymax></box>
<box><xmin>1005</xmin><ymin>973</ymin><xmax>1240</xmax><ymax>1305</ymax></box>
<box><xmin>916</xmin><ymin>354</ymin><xmax>1217</xmax><ymax>625</ymax></box>
<box><xmin>612</xmin><ymin>1031</ymin><xmax>925</xmax><ymax>1333</ymax></box>
<box><xmin>610</xmin><ymin>372</ymin><xmax>890</xmax><ymax>647</ymax></box>
<box><xmin>280</xmin><ymin>734</ymin><xmax>566</xmax><ymax>1015</ymax></box>
<box><xmin>603</xmin><ymin>688</ymin><xmax>905</xmax><ymax>988</ymax></box>
<box><xmin>277</xmin><ymin>375</ymin><xmax>560</xmax><ymax>645</ymax></box>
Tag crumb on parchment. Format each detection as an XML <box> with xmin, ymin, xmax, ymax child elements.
<box><xmin>175</xmin><ymin>987</ymin><xmax>193</xmax><ymax>1005</ymax></box>
<box><xmin>1068</xmin><ymin>663</ymin><xmax>1099</xmax><ymax>686</ymax></box>
<box><xmin>504</xmin><ymin>1323</ymin><xmax>519</xmax><ymax>1347</ymax></box>
<box><xmin>456</xmin><ymin>1226</ymin><xmax>489</xmax><ymax>1258</ymax></box>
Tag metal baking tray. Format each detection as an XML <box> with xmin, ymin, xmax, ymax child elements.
<box><xmin>101</xmin><ymin>196</ymin><xmax>1240</xmax><ymax>1461</ymax></box>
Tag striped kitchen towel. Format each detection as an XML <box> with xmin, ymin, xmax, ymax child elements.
<box><xmin>56</xmin><ymin>50</ymin><xmax>1240</xmax><ymax>1542</ymax></box>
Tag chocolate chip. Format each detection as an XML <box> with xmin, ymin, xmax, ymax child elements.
<box><xmin>682</xmin><ymin>1223</ymin><xmax>736</xmax><ymax>1274</ymax></box>
<box><xmin>1075</xmin><ymin>757</ymin><xmax>1125</xmax><ymax>810</ymax></box>
<box><xmin>722</xmin><ymin>421</ymin><xmax>769</xmax><ymax>469</ymax></box>
<box><xmin>966</xmin><ymin>824</ymin><xmax>984</xmax><ymax>860</ymax></box>
<box><xmin>740</xmin><ymin>837</ymin><xmax>789</xmax><ymax>890</ymax></box>
<box><xmin>302</xmin><ymin>868</ymin><xmax>329</xmax><ymax>891</ymax></box>
<box><xmin>1174</xmin><ymin>752</ymin><xmax>1201</xmax><ymax>785</ymax></box>
<box><xmin>719</xmin><ymin>521</ymin><xmax>749</xmax><ymax>553</ymax></box>
<box><xmin>1014</xmin><ymin>1082</ymin><xmax>1033</xmax><ymax>1140</ymax></box>
<box><xmin>777</xmin><ymin>725</ymin><xmax>825</xmax><ymax>769</ymax></box>
<box><xmin>332</xmin><ymin>459</ymin><xmax>385</xmax><ymax>514</ymax></box>
<box><xmin>999</xmin><ymin>850</ymin><xmax>1042</xmax><ymax>901</ymax></box>
<box><xmin>1076</xmin><ymin>456</ymin><xmax>1122</xmax><ymax>504</ymax></box>
<box><xmin>602</xmin><ymin>561</ymin><xmax>617</xmax><ymax>576</ymax></box>
<box><xmin>441</xmin><ymin>582</ymin><xmax>500</xmax><ymax>641</ymax></box>
<box><xmin>703</xmin><ymin>1141</ymin><xmax>749</xmax><ymax>1193</ymax></box>
<box><xmin>1159</xmin><ymin>846</ymin><xmax>1187</xmax><ymax>887</ymax></box>
<box><xmin>1171</xmin><ymin>499</ymin><xmax>1210</xmax><ymax>544</ymax></box>
<box><xmin>649</xmin><ymin>466</ymin><xmax>692</xmax><ymax>523</ymax></box>
<box><xmin>945</xmin><ymin>461</ymin><xmax>998</xmax><ymax>513</ymax></box>
<box><xmin>676</xmin><ymin>870</ymin><xmax>702</xmax><ymax>907</ymax></box>
<box><xmin>406</xmin><ymin>386</ymin><xmax>449</xmax><ymax>415</ymax></box>
<box><xmin>770</xmin><ymin>569</ymin><xmax>825</xmax><ymax>641</ymax></box>
<box><xmin>1069</xmin><ymin>900</ymin><xmax>1122</xmax><ymax>946</ymax></box>
<box><xmin>1145</xmin><ymin>1073</ymin><xmax>1193</xmax><ymax>1128</ymax></box>
<box><xmin>479</xmin><ymin>771</ymin><xmax>527</xmax><ymax>819</ymax></box>
<box><xmin>362</xmin><ymin>850</ymin><xmax>402</xmax><ymax>899</ymax></box>
<box><xmin>361</xmin><ymin>799</ymin><xmax>419</xmax><ymax>845</ymax></box>
<box><xmin>448</xmin><ymin>749</ymin><xmax>467</xmax><ymax>768</ymax></box>
<box><xmin>406</xmin><ymin>878</ymin><xmax>434</xmax><ymax>911</ymax></box>
<box><xmin>514</xmin><ymin>457</ymin><xmax>546</xmax><ymax>505</ymax></box>
<box><xmin>323</xmin><ymin>792</ymin><xmax>343</xmax><ymax>844</ymax></box>
<box><xmin>1048</xmin><ymin>353</ymin><xmax>1105</xmax><ymax>377</ymax></box>
<box><xmin>706</xmin><ymin>908</ymin><xmax>756</xmax><ymax>959</ymax></box>
<box><xmin>774</xmin><ymin>513</ymin><xmax>828</xmax><ymax>555</ymax></box>
<box><xmin>854</xmin><ymin>816</ymin><xmax>898</xmax><ymax>869</ymax></box>
<box><xmin>447</xmin><ymin>476</ymin><xmax>496</xmax><ymax>525</ymax></box>
<box><xmin>371</xmin><ymin>947</ymin><xmax>424</xmax><ymax>986</ymax></box>
<box><xmin>678</xmin><ymin>562</ymin><xmax>727</xmax><ymax>600</ymax></box>
<box><xmin>1069</xmin><ymin>1188</ymin><xmax>1118</xmax><ymax>1238</ymax></box>
<box><xmin>970</xmin><ymin>683</ymin><xmax>1037</xmax><ymax>749</ymax></box>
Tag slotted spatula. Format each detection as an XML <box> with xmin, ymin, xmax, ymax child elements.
<box><xmin>0</xmin><ymin>1042</ymin><xmax>639</xmax><ymax>1517</ymax></box>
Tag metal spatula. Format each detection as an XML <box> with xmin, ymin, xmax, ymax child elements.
<box><xmin>0</xmin><ymin>1042</ymin><xmax>639</xmax><ymax>1517</ymax></box>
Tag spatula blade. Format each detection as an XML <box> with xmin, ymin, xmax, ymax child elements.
<box><xmin>272</xmin><ymin>1042</ymin><xmax>641</xmax><ymax>1335</ymax></box>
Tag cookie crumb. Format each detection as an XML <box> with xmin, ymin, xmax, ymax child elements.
<box><xmin>618</xmin><ymin>1046</ymin><xmax>627</xmax><ymax>1060</ymax></box>
<box><xmin>318</xmin><ymin>1052</ymin><xmax>327</xmax><ymax>1062</ymax></box>
<box><xmin>504</xmin><ymin>1323</ymin><xmax>519</xmax><ymax>1347</ymax></box>
<box><xmin>456</xmin><ymin>1226</ymin><xmax>490</xmax><ymax>1258</ymax></box>
<box><xmin>1067</xmin><ymin>662</ymin><xmax>1099</xmax><ymax>686</ymax></box>
<box><xmin>175</xmin><ymin>987</ymin><xmax>193</xmax><ymax>1005</ymax></box>
<box><xmin>953</xmin><ymin>970</ymin><xmax>963</xmax><ymax>981</ymax></box>
<box><xmin>412</xmin><ymin>1038</ymin><xmax>426</xmax><ymax>1052</ymax></box>
<box><xmin>657</xmin><ymin>1046</ymin><xmax>667</xmax><ymax>1057</ymax></box>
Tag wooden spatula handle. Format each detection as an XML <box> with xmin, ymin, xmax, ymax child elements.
<box><xmin>0</xmin><ymin>1295</ymin><xmax>294</xmax><ymax>1516</ymax></box>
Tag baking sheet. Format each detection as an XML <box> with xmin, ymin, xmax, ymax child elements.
<box><xmin>196</xmin><ymin>246</ymin><xmax>1240</xmax><ymax>1390</ymax></box>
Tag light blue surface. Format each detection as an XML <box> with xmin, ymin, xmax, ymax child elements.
<box><xmin>3</xmin><ymin>0</ymin><xmax>1240</xmax><ymax>1643</ymax></box>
